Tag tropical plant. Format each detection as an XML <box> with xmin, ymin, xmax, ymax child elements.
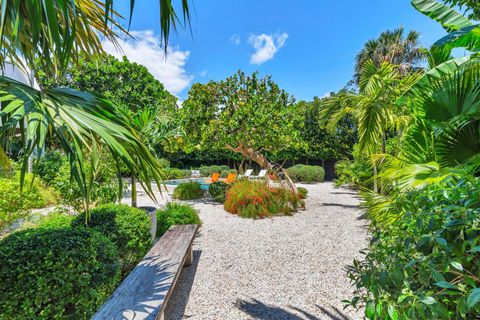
<box><xmin>179</xmin><ymin>71</ymin><xmax>303</xmax><ymax>190</ymax></box>
<box><xmin>208</xmin><ymin>181</ymin><xmax>230</xmax><ymax>202</ymax></box>
<box><xmin>354</xmin><ymin>27</ymin><xmax>424</xmax><ymax>81</ymax></box>
<box><xmin>72</xmin><ymin>204</ymin><xmax>152</xmax><ymax>275</ymax></box>
<box><xmin>156</xmin><ymin>202</ymin><xmax>201</xmax><ymax>237</ymax></box>
<box><xmin>0</xmin><ymin>227</ymin><xmax>120</xmax><ymax>319</ymax></box>
<box><xmin>173</xmin><ymin>181</ymin><xmax>205</xmax><ymax>200</ymax></box>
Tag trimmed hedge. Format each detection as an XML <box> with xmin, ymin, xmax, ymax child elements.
<box><xmin>73</xmin><ymin>204</ymin><xmax>151</xmax><ymax>274</ymax></box>
<box><xmin>173</xmin><ymin>181</ymin><xmax>204</xmax><ymax>200</ymax></box>
<box><xmin>209</xmin><ymin>181</ymin><xmax>230</xmax><ymax>202</ymax></box>
<box><xmin>164</xmin><ymin>167</ymin><xmax>192</xmax><ymax>180</ymax></box>
<box><xmin>199</xmin><ymin>165</ymin><xmax>230</xmax><ymax>177</ymax></box>
<box><xmin>0</xmin><ymin>228</ymin><xmax>120</xmax><ymax>319</ymax></box>
<box><xmin>156</xmin><ymin>202</ymin><xmax>201</xmax><ymax>237</ymax></box>
<box><xmin>287</xmin><ymin>164</ymin><xmax>325</xmax><ymax>183</ymax></box>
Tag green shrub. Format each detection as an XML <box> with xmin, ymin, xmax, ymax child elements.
<box><xmin>0</xmin><ymin>228</ymin><xmax>120</xmax><ymax>319</ymax></box>
<box><xmin>34</xmin><ymin>149</ymin><xmax>65</xmax><ymax>184</ymax></box>
<box><xmin>334</xmin><ymin>158</ymin><xmax>372</xmax><ymax>189</ymax></box>
<box><xmin>52</xmin><ymin>153</ymin><xmax>119</xmax><ymax>211</ymax></box>
<box><xmin>0</xmin><ymin>173</ymin><xmax>57</xmax><ymax>231</ymax></box>
<box><xmin>209</xmin><ymin>181</ymin><xmax>230</xmax><ymax>202</ymax></box>
<box><xmin>164</xmin><ymin>167</ymin><xmax>192</xmax><ymax>180</ymax></box>
<box><xmin>220</xmin><ymin>168</ymin><xmax>237</xmax><ymax>178</ymax></box>
<box><xmin>72</xmin><ymin>204</ymin><xmax>151</xmax><ymax>274</ymax></box>
<box><xmin>173</xmin><ymin>181</ymin><xmax>204</xmax><ymax>200</ymax></box>
<box><xmin>297</xmin><ymin>187</ymin><xmax>308</xmax><ymax>199</ymax></box>
<box><xmin>156</xmin><ymin>202</ymin><xmax>201</xmax><ymax>237</ymax></box>
<box><xmin>199</xmin><ymin>165</ymin><xmax>230</xmax><ymax>177</ymax></box>
<box><xmin>224</xmin><ymin>180</ymin><xmax>301</xmax><ymax>218</ymax></box>
<box><xmin>287</xmin><ymin>164</ymin><xmax>325</xmax><ymax>183</ymax></box>
<box><xmin>36</xmin><ymin>211</ymin><xmax>74</xmax><ymax>229</ymax></box>
<box><xmin>348</xmin><ymin>179</ymin><xmax>480</xmax><ymax>319</ymax></box>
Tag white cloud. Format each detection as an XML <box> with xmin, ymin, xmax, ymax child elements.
<box><xmin>248</xmin><ymin>32</ymin><xmax>288</xmax><ymax>65</ymax></box>
<box><xmin>230</xmin><ymin>34</ymin><xmax>241</xmax><ymax>45</ymax></box>
<box><xmin>199</xmin><ymin>70</ymin><xmax>208</xmax><ymax>77</ymax></box>
<box><xmin>102</xmin><ymin>30</ymin><xmax>193</xmax><ymax>95</ymax></box>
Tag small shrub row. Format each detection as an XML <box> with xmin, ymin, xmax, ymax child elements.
<box><xmin>224</xmin><ymin>180</ymin><xmax>302</xmax><ymax>218</ymax></box>
<box><xmin>164</xmin><ymin>167</ymin><xmax>192</xmax><ymax>180</ymax></box>
<box><xmin>198</xmin><ymin>165</ymin><xmax>230</xmax><ymax>177</ymax></box>
<box><xmin>173</xmin><ymin>181</ymin><xmax>205</xmax><ymax>200</ymax></box>
<box><xmin>156</xmin><ymin>202</ymin><xmax>201</xmax><ymax>237</ymax></box>
<box><xmin>220</xmin><ymin>168</ymin><xmax>237</xmax><ymax>178</ymax></box>
<box><xmin>286</xmin><ymin>164</ymin><xmax>325</xmax><ymax>183</ymax></box>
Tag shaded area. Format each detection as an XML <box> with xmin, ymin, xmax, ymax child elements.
<box><xmin>315</xmin><ymin>304</ymin><xmax>351</xmax><ymax>320</ymax></box>
<box><xmin>164</xmin><ymin>250</ymin><xmax>202</xmax><ymax>320</ymax></box>
<box><xmin>321</xmin><ymin>203</ymin><xmax>359</xmax><ymax>210</ymax></box>
<box><xmin>236</xmin><ymin>298</ymin><xmax>306</xmax><ymax>320</ymax></box>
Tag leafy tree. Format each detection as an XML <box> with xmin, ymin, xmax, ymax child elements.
<box><xmin>180</xmin><ymin>71</ymin><xmax>303</xmax><ymax>188</ymax></box>
<box><xmin>354</xmin><ymin>27</ymin><xmax>424</xmax><ymax>82</ymax></box>
<box><xmin>38</xmin><ymin>54</ymin><xmax>177</xmax><ymax>114</ymax></box>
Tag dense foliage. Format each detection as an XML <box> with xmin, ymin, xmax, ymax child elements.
<box><xmin>0</xmin><ymin>173</ymin><xmax>57</xmax><ymax>231</ymax></box>
<box><xmin>164</xmin><ymin>167</ymin><xmax>192</xmax><ymax>180</ymax></box>
<box><xmin>297</xmin><ymin>187</ymin><xmax>309</xmax><ymax>199</ymax></box>
<box><xmin>72</xmin><ymin>204</ymin><xmax>152</xmax><ymax>274</ymax></box>
<box><xmin>286</xmin><ymin>164</ymin><xmax>325</xmax><ymax>183</ymax></box>
<box><xmin>0</xmin><ymin>228</ymin><xmax>120</xmax><ymax>319</ymax></box>
<box><xmin>156</xmin><ymin>202</ymin><xmax>201</xmax><ymax>237</ymax></box>
<box><xmin>348</xmin><ymin>180</ymin><xmax>480</xmax><ymax>319</ymax></box>
<box><xmin>199</xmin><ymin>165</ymin><xmax>230</xmax><ymax>177</ymax></box>
<box><xmin>173</xmin><ymin>181</ymin><xmax>205</xmax><ymax>200</ymax></box>
<box><xmin>209</xmin><ymin>182</ymin><xmax>230</xmax><ymax>202</ymax></box>
<box><xmin>224</xmin><ymin>180</ymin><xmax>302</xmax><ymax>218</ymax></box>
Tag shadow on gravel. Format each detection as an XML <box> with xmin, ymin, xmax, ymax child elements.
<box><xmin>321</xmin><ymin>203</ymin><xmax>359</xmax><ymax>210</ymax></box>
<box><xmin>237</xmin><ymin>299</ymin><xmax>316</xmax><ymax>319</ymax></box>
<box><xmin>331</xmin><ymin>191</ymin><xmax>358</xmax><ymax>196</ymax></box>
<box><xmin>315</xmin><ymin>304</ymin><xmax>351</xmax><ymax>320</ymax></box>
<box><xmin>164</xmin><ymin>250</ymin><xmax>202</xmax><ymax>320</ymax></box>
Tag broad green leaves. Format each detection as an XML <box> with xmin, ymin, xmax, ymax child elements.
<box><xmin>412</xmin><ymin>0</ymin><xmax>473</xmax><ymax>32</ymax></box>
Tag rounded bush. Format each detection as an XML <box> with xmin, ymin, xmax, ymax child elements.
<box><xmin>209</xmin><ymin>181</ymin><xmax>230</xmax><ymax>202</ymax></box>
<box><xmin>156</xmin><ymin>202</ymin><xmax>201</xmax><ymax>237</ymax></box>
<box><xmin>199</xmin><ymin>165</ymin><xmax>230</xmax><ymax>177</ymax></box>
<box><xmin>287</xmin><ymin>164</ymin><xmax>325</xmax><ymax>183</ymax></box>
<box><xmin>164</xmin><ymin>167</ymin><xmax>192</xmax><ymax>180</ymax></box>
<box><xmin>0</xmin><ymin>228</ymin><xmax>120</xmax><ymax>319</ymax></box>
<box><xmin>224</xmin><ymin>180</ymin><xmax>301</xmax><ymax>218</ymax></box>
<box><xmin>173</xmin><ymin>181</ymin><xmax>204</xmax><ymax>200</ymax></box>
<box><xmin>73</xmin><ymin>204</ymin><xmax>152</xmax><ymax>274</ymax></box>
<box><xmin>220</xmin><ymin>169</ymin><xmax>237</xmax><ymax>178</ymax></box>
<box><xmin>36</xmin><ymin>211</ymin><xmax>74</xmax><ymax>229</ymax></box>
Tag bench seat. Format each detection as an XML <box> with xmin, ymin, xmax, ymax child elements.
<box><xmin>92</xmin><ymin>224</ymin><xmax>198</xmax><ymax>320</ymax></box>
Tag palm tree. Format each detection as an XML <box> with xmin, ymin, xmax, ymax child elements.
<box><xmin>354</xmin><ymin>27</ymin><xmax>424</xmax><ymax>82</ymax></box>
<box><xmin>0</xmin><ymin>0</ymin><xmax>191</xmax><ymax>202</ymax></box>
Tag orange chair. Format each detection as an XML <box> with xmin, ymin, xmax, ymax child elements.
<box><xmin>211</xmin><ymin>172</ymin><xmax>220</xmax><ymax>182</ymax></box>
<box><xmin>226</xmin><ymin>173</ymin><xmax>236</xmax><ymax>183</ymax></box>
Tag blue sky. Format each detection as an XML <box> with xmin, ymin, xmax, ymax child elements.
<box><xmin>108</xmin><ymin>0</ymin><xmax>448</xmax><ymax>101</ymax></box>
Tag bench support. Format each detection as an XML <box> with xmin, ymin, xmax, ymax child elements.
<box><xmin>184</xmin><ymin>244</ymin><xmax>193</xmax><ymax>267</ymax></box>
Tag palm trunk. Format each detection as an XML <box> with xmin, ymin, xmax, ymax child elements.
<box><xmin>131</xmin><ymin>175</ymin><xmax>137</xmax><ymax>207</ymax></box>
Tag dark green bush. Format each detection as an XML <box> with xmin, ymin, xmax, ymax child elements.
<box><xmin>297</xmin><ymin>187</ymin><xmax>308</xmax><ymax>199</ymax></box>
<box><xmin>173</xmin><ymin>181</ymin><xmax>204</xmax><ymax>200</ymax></box>
<box><xmin>287</xmin><ymin>164</ymin><xmax>325</xmax><ymax>183</ymax></box>
<box><xmin>348</xmin><ymin>179</ymin><xmax>480</xmax><ymax>319</ymax></box>
<box><xmin>73</xmin><ymin>204</ymin><xmax>151</xmax><ymax>274</ymax></box>
<box><xmin>199</xmin><ymin>165</ymin><xmax>230</xmax><ymax>177</ymax></box>
<box><xmin>34</xmin><ymin>149</ymin><xmax>65</xmax><ymax>184</ymax></box>
<box><xmin>220</xmin><ymin>168</ymin><xmax>237</xmax><ymax>178</ymax></box>
<box><xmin>209</xmin><ymin>181</ymin><xmax>230</xmax><ymax>202</ymax></box>
<box><xmin>0</xmin><ymin>228</ymin><xmax>120</xmax><ymax>319</ymax></box>
<box><xmin>156</xmin><ymin>202</ymin><xmax>201</xmax><ymax>237</ymax></box>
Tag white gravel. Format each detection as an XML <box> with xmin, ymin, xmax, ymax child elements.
<box><xmin>129</xmin><ymin>182</ymin><xmax>368</xmax><ymax>320</ymax></box>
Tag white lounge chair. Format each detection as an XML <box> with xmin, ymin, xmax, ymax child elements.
<box><xmin>239</xmin><ymin>169</ymin><xmax>253</xmax><ymax>179</ymax></box>
<box><xmin>249</xmin><ymin>169</ymin><xmax>268</xmax><ymax>180</ymax></box>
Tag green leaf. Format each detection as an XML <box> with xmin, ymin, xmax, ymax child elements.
<box><xmin>388</xmin><ymin>305</ymin><xmax>399</xmax><ymax>320</ymax></box>
<box><xmin>365</xmin><ymin>302</ymin><xmax>376</xmax><ymax>319</ymax></box>
<box><xmin>450</xmin><ymin>261</ymin><xmax>464</xmax><ymax>271</ymax></box>
<box><xmin>467</xmin><ymin>288</ymin><xmax>480</xmax><ymax>309</ymax></box>
<box><xmin>411</xmin><ymin>0</ymin><xmax>473</xmax><ymax>32</ymax></box>
<box><xmin>435</xmin><ymin>281</ymin><xmax>458</xmax><ymax>290</ymax></box>
<box><xmin>421</xmin><ymin>296</ymin><xmax>437</xmax><ymax>305</ymax></box>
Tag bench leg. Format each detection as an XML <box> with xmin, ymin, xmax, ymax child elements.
<box><xmin>184</xmin><ymin>244</ymin><xmax>193</xmax><ymax>267</ymax></box>
<box><xmin>158</xmin><ymin>312</ymin><xmax>164</xmax><ymax>320</ymax></box>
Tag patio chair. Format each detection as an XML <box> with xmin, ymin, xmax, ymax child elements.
<box><xmin>211</xmin><ymin>172</ymin><xmax>220</xmax><ymax>183</ymax></box>
<box><xmin>239</xmin><ymin>169</ymin><xmax>253</xmax><ymax>179</ymax></box>
<box><xmin>249</xmin><ymin>169</ymin><xmax>268</xmax><ymax>180</ymax></box>
<box><xmin>226</xmin><ymin>173</ymin><xmax>237</xmax><ymax>183</ymax></box>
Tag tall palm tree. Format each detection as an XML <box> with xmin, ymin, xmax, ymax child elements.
<box><xmin>354</xmin><ymin>27</ymin><xmax>425</xmax><ymax>82</ymax></box>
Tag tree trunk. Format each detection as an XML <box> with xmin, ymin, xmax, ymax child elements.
<box><xmin>226</xmin><ymin>143</ymin><xmax>297</xmax><ymax>192</ymax></box>
<box><xmin>131</xmin><ymin>175</ymin><xmax>137</xmax><ymax>207</ymax></box>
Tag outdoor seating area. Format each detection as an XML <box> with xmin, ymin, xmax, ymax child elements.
<box><xmin>1</xmin><ymin>1</ymin><xmax>480</xmax><ymax>319</ymax></box>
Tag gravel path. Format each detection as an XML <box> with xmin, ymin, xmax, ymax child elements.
<box><xmin>141</xmin><ymin>182</ymin><xmax>368</xmax><ymax>320</ymax></box>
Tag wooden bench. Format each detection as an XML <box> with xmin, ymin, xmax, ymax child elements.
<box><xmin>92</xmin><ymin>224</ymin><xmax>198</xmax><ymax>320</ymax></box>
